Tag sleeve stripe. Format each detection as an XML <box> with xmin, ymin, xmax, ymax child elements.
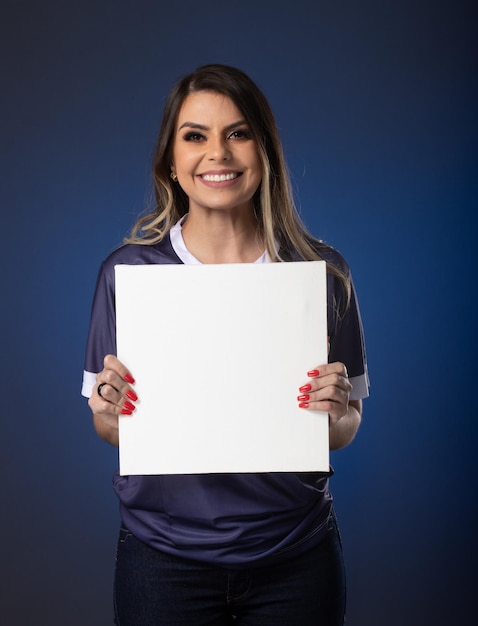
<box><xmin>81</xmin><ymin>370</ymin><xmax>98</xmax><ymax>398</ymax></box>
<box><xmin>349</xmin><ymin>371</ymin><xmax>370</xmax><ymax>401</ymax></box>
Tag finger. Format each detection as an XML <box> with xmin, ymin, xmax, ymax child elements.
<box><xmin>299</xmin><ymin>371</ymin><xmax>351</xmax><ymax>397</ymax></box>
<box><xmin>97</xmin><ymin>360</ymin><xmax>138</xmax><ymax>402</ymax></box>
<box><xmin>298</xmin><ymin>384</ymin><xmax>350</xmax><ymax>409</ymax></box>
<box><xmin>95</xmin><ymin>372</ymin><xmax>131</xmax><ymax>401</ymax></box>
<box><xmin>314</xmin><ymin>374</ymin><xmax>352</xmax><ymax>395</ymax></box>
<box><xmin>90</xmin><ymin>396</ymin><xmax>129</xmax><ymax>414</ymax></box>
<box><xmin>300</xmin><ymin>362</ymin><xmax>346</xmax><ymax>387</ymax></box>
<box><xmin>88</xmin><ymin>394</ymin><xmax>127</xmax><ymax>420</ymax></box>
<box><xmin>298</xmin><ymin>366</ymin><xmax>322</xmax><ymax>394</ymax></box>
<box><xmin>309</xmin><ymin>362</ymin><xmax>348</xmax><ymax>379</ymax></box>
<box><xmin>92</xmin><ymin>367</ymin><xmax>138</xmax><ymax>415</ymax></box>
<box><xmin>103</xmin><ymin>354</ymin><xmax>136</xmax><ymax>385</ymax></box>
<box><xmin>298</xmin><ymin>395</ymin><xmax>349</xmax><ymax>421</ymax></box>
<box><xmin>297</xmin><ymin>362</ymin><xmax>351</xmax><ymax>412</ymax></box>
<box><xmin>94</xmin><ymin>382</ymin><xmax>137</xmax><ymax>414</ymax></box>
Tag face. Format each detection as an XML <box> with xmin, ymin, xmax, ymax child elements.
<box><xmin>171</xmin><ymin>91</ymin><xmax>262</xmax><ymax>216</ymax></box>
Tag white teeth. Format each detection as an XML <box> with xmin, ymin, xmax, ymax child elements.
<box><xmin>202</xmin><ymin>173</ymin><xmax>238</xmax><ymax>182</ymax></box>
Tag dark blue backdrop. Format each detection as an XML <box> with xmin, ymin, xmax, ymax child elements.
<box><xmin>1</xmin><ymin>1</ymin><xmax>476</xmax><ymax>624</ymax></box>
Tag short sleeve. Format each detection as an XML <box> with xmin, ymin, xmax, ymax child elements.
<box><xmin>81</xmin><ymin>261</ymin><xmax>117</xmax><ymax>398</ymax></box>
<box><xmin>327</xmin><ymin>271</ymin><xmax>369</xmax><ymax>401</ymax></box>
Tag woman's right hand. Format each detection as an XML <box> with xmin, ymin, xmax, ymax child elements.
<box><xmin>88</xmin><ymin>354</ymin><xmax>138</xmax><ymax>434</ymax></box>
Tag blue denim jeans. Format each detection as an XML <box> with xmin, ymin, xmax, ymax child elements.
<box><xmin>113</xmin><ymin>512</ymin><xmax>346</xmax><ymax>625</ymax></box>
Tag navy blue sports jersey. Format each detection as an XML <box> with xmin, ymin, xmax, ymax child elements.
<box><xmin>82</xmin><ymin>231</ymin><xmax>369</xmax><ymax>567</ymax></box>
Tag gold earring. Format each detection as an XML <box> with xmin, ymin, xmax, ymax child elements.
<box><xmin>170</xmin><ymin>171</ymin><xmax>178</xmax><ymax>182</ymax></box>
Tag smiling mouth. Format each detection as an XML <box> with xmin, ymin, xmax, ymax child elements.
<box><xmin>200</xmin><ymin>172</ymin><xmax>241</xmax><ymax>182</ymax></box>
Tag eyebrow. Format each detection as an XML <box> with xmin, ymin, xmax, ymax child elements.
<box><xmin>177</xmin><ymin>119</ymin><xmax>248</xmax><ymax>132</ymax></box>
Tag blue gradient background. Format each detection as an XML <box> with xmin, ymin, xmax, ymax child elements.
<box><xmin>1</xmin><ymin>1</ymin><xmax>476</xmax><ymax>624</ymax></box>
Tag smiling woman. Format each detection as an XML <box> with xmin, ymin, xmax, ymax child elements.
<box><xmin>82</xmin><ymin>63</ymin><xmax>369</xmax><ymax>625</ymax></box>
<box><xmin>124</xmin><ymin>64</ymin><xmax>352</xmax><ymax>275</ymax></box>
<box><xmin>170</xmin><ymin>91</ymin><xmax>264</xmax><ymax>262</ymax></box>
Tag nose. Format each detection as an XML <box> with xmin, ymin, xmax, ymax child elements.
<box><xmin>208</xmin><ymin>135</ymin><xmax>231</xmax><ymax>161</ymax></box>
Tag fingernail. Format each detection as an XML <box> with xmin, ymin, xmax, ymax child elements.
<box><xmin>307</xmin><ymin>369</ymin><xmax>320</xmax><ymax>377</ymax></box>
<box><xmin>121</xmin><ymin>409</ymin><xmax>133</xmax><ymax>415</ymax></box>
<box><xmin>299</xmin><ymin>384</ymin><xmax>312</xmax><ymax>393</ymax></box>
<box><xmin>299</xmin><ymin>402</ymin><xmax>309</xmax><ymax>409</ymax></box>
<box><xmin>126</xmin><ymin>389</ymin><xmax>138</xmax><ymax>401</ymax></box>
<box><xmin>297</xmin><ymin>394</ymin><xmax>310</xmax><ymax>401</ymax></box>
<box><xmin>124</xmin><ymin>373</ymin><xmax>135</xmax><ymax>384</ymax></box>
<box><xmin>123</xmin><ymin>400</ymin><xmax>136</xmax><ymax>411</ymax></box>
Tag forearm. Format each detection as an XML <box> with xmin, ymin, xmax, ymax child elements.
<box><xmin>93</xmin><ymin>414</ymin><xmax>119</xmax><ymax>447</ymax></box>
<box><xmin>329</xmin><ymin>399</ymin><xmax>362</xmax><ymax>450</ymax></box>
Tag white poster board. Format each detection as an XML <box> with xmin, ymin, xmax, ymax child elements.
<box><xmin>115</xmin><ymin>261</ymin><xmax>328</xmax><ymax>475</ymax></box>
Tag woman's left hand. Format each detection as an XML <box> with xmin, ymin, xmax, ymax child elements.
<box><xmin>297</xmin><ymin>362</ymin><xmax>352</xmax><ymax>422</ymax></box>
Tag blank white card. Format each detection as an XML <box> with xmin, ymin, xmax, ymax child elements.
<box><xmin>115</xmin><ymin>261</ymin><xmax>328</xmax><ymax>475</ymax></box>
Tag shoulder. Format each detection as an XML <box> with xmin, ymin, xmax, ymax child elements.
<box><xmin>281</xmin><ymin>238</ymin><xmax>350</xmax><ymax>277</ymax></box>
<box><xmin>311</xmin><ymin>240</ymin><xmax>350</xmax><ymax>277</ymax></box>
<box><xmin>100</xmin><ymin>237</ymin><xmax>182</xmax><ymax>274</ymax></box>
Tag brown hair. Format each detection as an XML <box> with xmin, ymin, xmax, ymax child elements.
<box><xmin>125</xmin><ymin>64</ymin><xmax>350</xmax><ymax>303</ymax></box>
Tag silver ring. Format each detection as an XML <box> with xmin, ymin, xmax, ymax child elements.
<box><xmin>97</xmin><ymin>383</ymin><xmax>107</xmax><ymax>398</ymax></box>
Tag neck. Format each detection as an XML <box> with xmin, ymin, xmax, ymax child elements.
<box><xmin>181</xmin><ymin>208</ymin><xmax>264</xmax><ymax>264</ymax></box>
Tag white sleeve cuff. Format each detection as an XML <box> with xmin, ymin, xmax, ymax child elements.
<box><xmin>349</xmin><ymin>370</ymin><xmax>370</xmax><ymax>401</ymax></box>
<box><xmin>81</xmin><ymin>370</ymin><xmax>98</xmax><ymax>398</ymax></box>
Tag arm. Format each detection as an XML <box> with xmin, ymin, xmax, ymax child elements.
<box><xmin>93</xmin><ymin>414</ymin><xmax>120</xmax><ymax>448</ymax></box>
<box><xmin>88</xmin><ymin>354</ymin><xmax>138</xmax><ymax>448</ymax></box>
<box><xmin>298</xmin><ymin>362</ymin><xmax>362</xmax><ymax>451</ymax></box>
<box><xmin>329</xmin><ymin>398</ymin><xmax>362</xmax><ymax>450</ymax></box>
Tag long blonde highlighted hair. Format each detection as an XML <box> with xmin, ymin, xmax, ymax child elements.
<box><xmin>126</xmin><ymin>64</ymin><xmax>350</xmax><ymax>304</ymax></box>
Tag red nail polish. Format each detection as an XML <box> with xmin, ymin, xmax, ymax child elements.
<box><xmin>121</xmin><ymin>409</ymin><xmax>133</xmax><ymax>415</ymax></box>
<box><xmin>297</xmin><ymin>394</ymin><xmax>310</xmax><ymax>401</ymax></box>
<box><xmin>126</xmin><ymin>389</ymin><xmax>138</xmax><ymax>401</ymax></box>
<box><xmin>299</xmin><ymin>384</ymin><xmax>312</xmax><ymax>393</ymax></box>
<box><xmin>123</xmin><ymin>400</ymin><xmax>136</xmax><ymax>411</ymax></box>
<box><xmin>307</xmin><ymin>369</ymin><xmax>320</xmax><ymax>377</ymax></box>
<box><xmin>124</xmin><ymin>373</ymin><xmax>135</xmax><ymax>384</ymax></box>
<box><xmin>299</xmin><ymin>402</ymin><xmax>309</xmax><ymax>409</ymax></box>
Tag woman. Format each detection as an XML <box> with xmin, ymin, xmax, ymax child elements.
<box><xmin>82</xmin><ymin>64</ymin><xmax>369</xmax><ymax>625</ymax></box>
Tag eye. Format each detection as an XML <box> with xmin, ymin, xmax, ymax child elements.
<box><xmin>183</xmin><ymin>131</ymin><xmax>205</xmax><ymax>142</ymax></box>
<box><xmin>228</xmin><ymin>128</ymin><xmax>252</xmax><ymax>140</ymax></box>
